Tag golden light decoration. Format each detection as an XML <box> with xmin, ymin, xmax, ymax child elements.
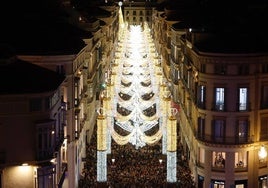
<box><xmin>97</xmin><ymin>114</ymin><xmax>107</xmax><ymax>151</ymax></box>
<box><xmin>167</xmin><ymin>108</ymin><xmax>177</xmax><ymax>152</ymax></box>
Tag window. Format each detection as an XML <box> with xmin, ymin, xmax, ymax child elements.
<box><xmin>262</xmin><ymin>63</ymin><xmax>268</xmax><ymax>73</ymax></box>
<box><xmin>197</xmin><ymin>85</ymin><xmax>206</xmax><ymax>109</ymax></box>
<box><xmin>259</xmin><ymin>176</ymin><xmax>268</xmax><ymax>188</ymax></box>
<box><xmin>237</xmin><ymin>119</ymin><xmax>248</xmax><ymax>143</ymax></box>
<box><xmin>261</xmin><ymin>85</ymin><xmax>268</xmax><ymax>109</ymax></box>
<box><xmin>212</xmin><ymin>151</ymin><xmax>226</xmax><ymax>168</ymax></box>
<box><xmin>198</xmin><ymin>117</ymin><xmax>205</xmax><ymax>139</ymax></box>
<box><xmin>200</xmin><ymin>64</ymin><xmax>206</xmax><ymax>73</ymax></box>
<box><xmin>74</xmin><ymin>77</ymin><xmax>80</xmax><ymax>107</ymax></box>
<box><xmin>238</xmin><ymin>64</ymin><xmax>249</xmax><ymax>75</ymax></box>
<box><xmin>215</xmin><ymin>88</ymin><xmax>225</xmax><ymax>111</ymax></box>
<box><xmin>133</xmin><ymin>10</ymin><xmax>136</xmax><ymax>15</ymax></box>
<box><xmin>56</xmin><ymin>65</ymin><xmax>65</xmax><ymax>75</ymax></box>
<box><xmin>235</xmin><ymin>151</ymin><xmax>247</xmax><ymax>169</ymax></box>
<box><xmin>238</xmin><ymin>88</ymin><xmax>248</xmax><ymax>111</ymax></box>
<box><xmin>37</xmin><ymin>165</ymin><xmax>56</xmax><ymax>188</ymax></box>
<box><xmin>212</xmin><ymin>119</ymin><xmax>225</xmax><ymax>142</ymax></box>
<box><xmin>235</xmin><ymin>180</ymin><xmax>247</xmax><ymax>188</ymax></box>
<box><xmin>260</xmin><ymin>116</ymin><xmax>268</xmax><ymax>140</ymax></box>
<box><xmin>30</xmin><ymin>98</ymin><xmax>42</xmax><ymax>112</ymax></box>
<box><xmin>198</xmin><ymin>148</ymin><xmax>205</xmax><ymax>164</ymax></box>
<box><xmin>211</xmin><ymin>180</ymin><xmax>225</xmax><ymax>188</ymax></box>
<box><xmin>36</xmin><ymin>121</ymin><xmax>56</xmax><ymax>160</ymax></box>
<box><xmin>214</xmin><ymin>64</ymin><xmax>226</xmax><ymax>75</ymax></box>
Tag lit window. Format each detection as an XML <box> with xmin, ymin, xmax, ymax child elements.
<box><xmin>197</xmin><ymin>85</ymin><xmax>206</xmax><ymax>109</ymax></box>
<box><xmin>239</xmin><ymin>88</ymin><xmax>248</xmax><ymax>111</ymax></box>
<box><xmin>212</xmin><ymin>151</ymin><xmax>226</xmax><ymax>168</ymax></box>
<box><xmin>235</xmin><ymin>151</ymin><xmax>247</xmax><ymax>168</ymax></box>
<box><xmin>198</xmin><ymin>148</ymin><xmax>205</xmax><ymax>164</ymax></box>
<box><xmin>215</xmin><ymin>88</ymin><xmax>225</xmax><ymax>111</ymax></box>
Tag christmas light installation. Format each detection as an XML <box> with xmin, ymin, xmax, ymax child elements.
<box><xmin>97</xmin><ymin>4</ymin><xmax>177</xmax><ymax>183</ymax></box>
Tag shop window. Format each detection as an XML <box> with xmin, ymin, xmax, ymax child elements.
<box><xmin>235</xmin><ymin>180</ymin><xmax>247</xmax><ymax>188</ymax></box>
<box><xmin>259</xmin><ymin>175</ymin><xmax>268</xmax><ymax>188</ymax></box>
<box><xmin>211</xmin><ymin>179</ymin><xmax>225</xmax><ymax>188</ymax></box>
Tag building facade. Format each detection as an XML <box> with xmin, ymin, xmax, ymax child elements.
<box><xmin>176</xmin><ymin>28</ymin><xmax>268</xmax><ymax>187</ymax></box>
<box><xmin>15</xmin><ymin>2</ymin><xmax>120</xmax><ymax>187</ymax></box>
<box><xmin>152</xmin><ymin>1</ymin><xmax>268</xmax><ymax>187</ymax></box>
<box><xmin>0</xmin><ymin>56</ymin><xmax>65</xmax><ymax>188</ymax></box>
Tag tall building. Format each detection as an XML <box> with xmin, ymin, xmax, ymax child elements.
<box><xmin>0</xmin><ymin>0</ymin><xmax>120</xmax><ymax>187</ymax></box>
<box><xmin>163</xmin><ymin>1</ymin><xmax>268</xmax><ymax>187</ymax></box>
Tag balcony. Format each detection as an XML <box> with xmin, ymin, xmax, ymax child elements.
<box><xmin>196</xmin><ymin>134</ymin><xmax>253</xmax><ymax>145</ymax></box>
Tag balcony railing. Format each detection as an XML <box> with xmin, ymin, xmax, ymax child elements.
<box><xmin>196</xmin><ymin>134</ymin><xmax>254</xmax><ymax>145</ymax></box>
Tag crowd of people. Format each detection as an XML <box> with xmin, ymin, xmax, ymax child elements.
<box><xmin>79</xmin><ymin>125</ymin><xmax>195</xmax><ymax>188</ymax></box>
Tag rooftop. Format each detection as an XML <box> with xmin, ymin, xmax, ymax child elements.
<box><xmin>0</xmin><ymin>47</ymin><xmax>65</xmax><ymax>94</ymax></box>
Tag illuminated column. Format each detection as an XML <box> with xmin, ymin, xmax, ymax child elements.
<box><xmin>97</xmin><ymin>108</ymin><xmax>107</xmax><ymax>182</ymax></box>
<box><xmin>162</xmin><ymin>94</ymin><xmax>171</xmax><ymax>154</ymax></box>
<box><xmin>167</xmin><ymin>109</ymin><xmax>177</xmax><ymax>152</ymax></box>
<box><xmin>167</xmin><ymin>108</ymin><xmax>177</xmax><ymax>183</ymax></box>
<box><xmin>97</xmin><ymin>113</ymin><xmax>107</xmax><ymax>151</ymax></box>
<box><xmin>103</xmin><ymin>88</ymin><xmax>112</xmax><ymax>154</ymax></box>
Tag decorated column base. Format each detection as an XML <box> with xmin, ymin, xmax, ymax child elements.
<box><xmin>97</xmin><ymin>151</ymin><xmax>107</xmax><ymax>182</ymax></box>
<box><xmin>167</xmin><ymin>151</ymin><xmax>177</xmax><ymax>183</ymax></box>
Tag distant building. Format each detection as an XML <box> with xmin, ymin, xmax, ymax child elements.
<box><xmin>121</xmin><ymin>0</ymin><xmax>156</xmax><ymax>27</ymax></box>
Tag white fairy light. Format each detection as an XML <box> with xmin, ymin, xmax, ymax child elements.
<box><xmin>97</xmin><ymin>151</ymin><xmax>107</xmax><ymax>182</ymax></box>
<box><xmin>167</xmin><ymin>151</ymin><xmax>177</xmax><ymax>183</ymax></box>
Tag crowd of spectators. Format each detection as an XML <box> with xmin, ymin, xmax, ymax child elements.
<box><xmin>79</xmin><ymin>125</ymin><xmax>195</xmax><ymax>188</ymax></box>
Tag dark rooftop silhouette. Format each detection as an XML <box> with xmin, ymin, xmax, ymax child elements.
<box><xmin>0</xmin><ymin>46</ymin><xmax>65</xmax><ymax>94</ymax></box>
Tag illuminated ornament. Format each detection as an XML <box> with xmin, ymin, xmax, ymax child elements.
<box><xmin>118</xmin><ymin>1</ymin><xmax>122</xmax><ymax>6</ymax></box>
<box><xmin>109</xmin><ymin>25</ymin><xmax>164</xmax><ymax>149</ymax></box>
